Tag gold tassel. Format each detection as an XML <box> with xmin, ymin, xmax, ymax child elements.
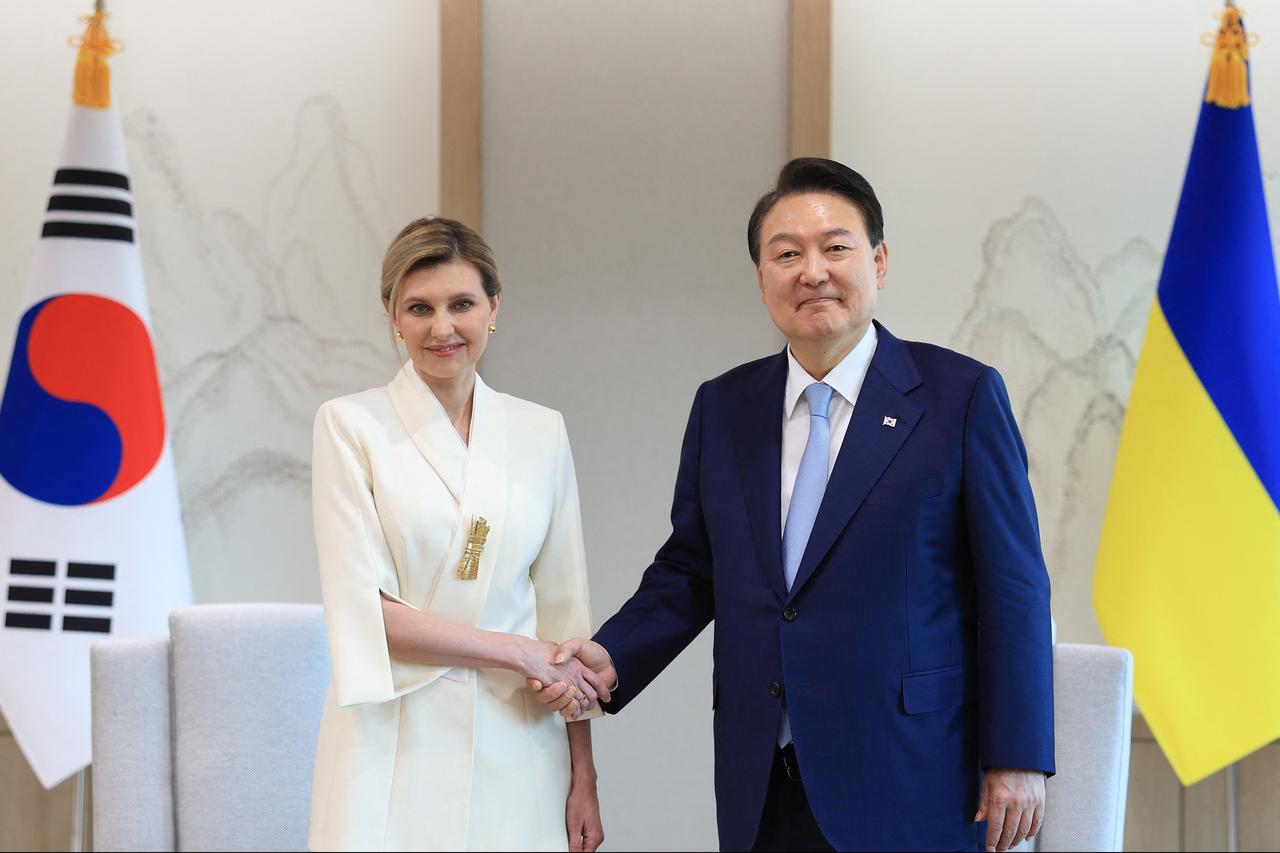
<box><xmin>455</xmin><ymin>516</ymin><xmax>490</xmax><ymax>580</ymax></box>
<box><xmin>1205</xmin><ymin>6</ymin><xmax>1252</xmax><ymax>109</ymax></box>
<box><xmin>68</xmin><ymin>3</ymin><xmax>120</xmax><ymax>109</ymax></box>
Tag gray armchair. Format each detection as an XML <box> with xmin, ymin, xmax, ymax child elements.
<box><xmin>1036</xmin><ymin>642</ymin><xmax>1134</xmax><ymax>851</ymax></box>
<box><xmin>91</xmin><ymin>604</ymin><xmax>329</xmax><ymax>852</ymax></box>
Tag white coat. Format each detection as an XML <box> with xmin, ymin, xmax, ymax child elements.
<box><xmin>308</xmin><ymin>362</ymin><xmax>599</xmax><ymax>851</ymax></box>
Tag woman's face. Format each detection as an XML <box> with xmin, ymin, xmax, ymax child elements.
<box><xmin>389</xmin><ymin>260</ymin><xmax>499</xmax><ymax>387</ymax></box>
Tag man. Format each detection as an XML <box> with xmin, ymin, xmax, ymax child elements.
<box><xmin>535</xmin><ymin>158</ymin><xmax>1054</xmax><ymax>852</ymax></box>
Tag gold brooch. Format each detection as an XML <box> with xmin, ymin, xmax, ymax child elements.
<box><xmin>456</xmin><ymin>516</ymin><xmax>490</xmax><ymax>580</ymax></box>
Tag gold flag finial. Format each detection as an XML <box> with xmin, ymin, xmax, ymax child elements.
<box><xmin>68</xmin><ymin>2</ymin><xmax>121</xmax><ymax>109</ymax></box>
<box><xmin>1204</xmin><ymin>4</ymin><xmax>1255</xmax><ymax>109</ymax></box>
<box><xmin>456</xmin><ymin>516</ymin><xmax>490</xmax><ymax>580</ymax></box>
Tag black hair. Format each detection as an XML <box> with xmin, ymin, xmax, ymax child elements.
<box><xmin>747</xmin><ymin>158</ymin><xmax>884</xmax><ymax>263</ymax></box>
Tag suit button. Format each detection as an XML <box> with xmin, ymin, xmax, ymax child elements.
<box><xmin>770</xmin><ymin>681</ymin><xmax>782</xmax><ymax>697</ymax></box>
<box><xmin>783</xmin><ymin>607</ymin><xmax>797</xmax><ymax>622</ymax></box>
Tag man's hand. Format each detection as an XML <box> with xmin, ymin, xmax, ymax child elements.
<box><xmin>514</xmin><ymin>639</ymin><xmax>611</xmax><ymax>719</ymax></box>
<box><xmin>974</xmin><ymin>768</ymin><xmax>1045</xmax><ymax>851</ymax></box>
<box><xmin>527</xmin><ymin>638</ymin><xmax>617</xmax><ymax>720</ymax></box>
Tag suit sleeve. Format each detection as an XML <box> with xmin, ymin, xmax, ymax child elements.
<box><xmin>312</xmin><ymin>401</ymin><xmax>448</xmax><ymax>708</ymax></box>
<box><xmin>593</xmin><ymin>384</ymin><xmax>716</xmax><ymax>713</ymax></box>
<box><xmin>963</xmin><ymin>367</ymin><xmax>1056</xmax><ymax>775</ymax></box>
<box><xmin>529</xmin><ymin>413</ymin><xmax>602</xmax><ymax>720</ymax></box>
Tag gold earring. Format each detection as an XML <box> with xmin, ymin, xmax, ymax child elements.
<box><xmin>395</xmin><ymin>329</ymin><xmax>404</xmax><ymax>341</ymax></box>
<box><xmin>488</xmin><ymin>323</ymin><xmax>496</xmax><ymax>335</ymax></box>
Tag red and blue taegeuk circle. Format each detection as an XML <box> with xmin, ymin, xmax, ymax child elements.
<box><xmin>0</xmin><ymin>293</ymin><xmax>166</xmax><ymax>506</ymax></box>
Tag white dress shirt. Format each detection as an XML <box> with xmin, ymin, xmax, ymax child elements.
<box><xmin>776</xmin><ymin>324</ymin><xmax>878</xmax><ymax>747</ymax></box>
<box><xmin>781</xmin><ymin>323</ymin><xmax>879</xmax><ymax>533</ymax></box>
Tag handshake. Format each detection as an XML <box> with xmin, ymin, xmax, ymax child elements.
<box><xmin>519</xmin><ymin>637</ymin><xmax>617</xmax><ymax>720</ymax></box>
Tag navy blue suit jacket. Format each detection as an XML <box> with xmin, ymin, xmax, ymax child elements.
<box><xmin>594</xmin><ymin>323</ymin><xmax>1055</xmax><ymax>852</ymax></box>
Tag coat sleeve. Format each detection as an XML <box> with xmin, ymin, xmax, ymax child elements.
<box><xmin>529</xmin><ymin>412</ymin><xmax>603</xmax><ymax>720</ymax></box>
<box><xmin>312</xmin><ymin>400</ymin><xmax>449</xmax><ymax>708</ymax></box>
<box><xmin>963</xmin><ymin>366</ymin><xmax>1056</xmax><ymax>775</ymax></box>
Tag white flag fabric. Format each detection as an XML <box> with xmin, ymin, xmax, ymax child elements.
<box><xmin>0</xmin><ymin>94</ymin><xmax>191</xmax><ymax>788</ymax></box>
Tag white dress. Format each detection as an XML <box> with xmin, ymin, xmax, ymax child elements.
<box><xmin>308</xmin><ymin>363</ymin><xmax>600</xmax><ymax>851</ymax></box>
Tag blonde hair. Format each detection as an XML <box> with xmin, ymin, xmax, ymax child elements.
<box><xmin>380</xmin><ymin>217</ymin><xmax>502</xmax><ymax>350</ymax></box>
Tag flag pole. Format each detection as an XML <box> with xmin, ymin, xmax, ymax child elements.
<box><xmin>71</xmin><ymin>6</ymin><xmax>105</xmax><ymax>848</ymax></box>
<box><xmin>70</xmin><ymin>767</ymin><xmax>87</xmax><ymax>852</ymax></box>
<box><xmin>1214</xmin><ymin>4</ymin><xmax>1251</xmax><ymax>847</ymax></box>
<box><xmin>1226</xmin><ymin>762</ymin><xmax>1240</xmax><ymax>852</ymax></box>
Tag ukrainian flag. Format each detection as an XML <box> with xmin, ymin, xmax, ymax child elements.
<box><xmin>1094</xmin><ymin>7</ymin><xmax>1280</xmax><ymax>786</ymax></box>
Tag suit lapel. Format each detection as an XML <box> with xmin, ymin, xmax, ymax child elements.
<box><xmin>422</xmin><ymin>375</ymin><xmax>510</xmax><ymax>628</ymax></box>
<box><xmin>732</xmin><ymin>351</ymin><xmax>788</xmax><ymax>603</ymax></box>
<box><xmin>387</xmin><ymin>361</ymin><xmax>466</xmax><ymax>503</ymax></box>
<box><xmin>788</xmin><ymin>325</ymin><xmax>924</xmax><ymax>600</ymax></box>
<box><xmin>387</xmin><ymin>365</ymin><xmax>510</xmax><ymax>627</ymax></box>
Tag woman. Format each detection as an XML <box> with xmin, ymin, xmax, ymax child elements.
<box><xmin>308</xmin><ymin>217</ymin><xmax>608</xmax><ymax>852</ymax></box>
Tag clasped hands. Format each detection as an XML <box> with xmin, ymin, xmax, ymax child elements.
<box><xmin>522</xmin><ymin>637</ymin><xmax>616</xmax><ymax>720</ymax></box>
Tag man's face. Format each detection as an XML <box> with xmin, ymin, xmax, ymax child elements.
<box><xmin>756</xmin><ymin>191</ymin><xmax>887</xmax><ymax>351</ymax></box>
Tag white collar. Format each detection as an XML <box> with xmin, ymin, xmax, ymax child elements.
<box><xmin>784</xmin><ymin>324</ymin><xmax>878</xmax><ymax>418</ymax></box>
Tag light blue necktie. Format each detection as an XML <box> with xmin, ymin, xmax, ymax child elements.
<box><xmin>783</xmin><ymin>382</ymin><xmax>834</xmax><ymax>591</ymax></box>
<box><xmin>779</xmin><ymin>381</ymin><xmax>833</xmax><ymax>747</ymax></box>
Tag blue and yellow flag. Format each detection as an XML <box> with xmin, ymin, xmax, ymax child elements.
<box><xmin>1094</xmin><ymin>6</ymin><xmax>1280</xmax><ymax>786</ymax></box>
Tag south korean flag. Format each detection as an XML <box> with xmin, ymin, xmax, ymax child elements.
<box><xmin>0</xmin><ymin>10</ymin><xmax>191</xmax><ymax>789</ymax></box>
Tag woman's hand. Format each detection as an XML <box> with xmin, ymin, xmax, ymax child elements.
<box><xmin>527</xmin><ymin>637</ymin><xmax>617</xmax><ymax>720</ymax></box>
<box><xmin>514</xmin><ymin>639</ymin><xmax>610</xmax><ymax>716</ymax></box>
<box><xmin>565</xmin><ymin>772</ymin><xmax>604</xmax><ymax>852</ymax></box>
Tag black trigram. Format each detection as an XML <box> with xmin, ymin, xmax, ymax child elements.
<box><xmin>4</xmin><ymin>559</ymin><xmax>115</xmax><ymax>633</ymax></box>
<box><xmin>40</xmin><ymin>168</ymin><xmax>135</xmax><ymax>244</ymax></box>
